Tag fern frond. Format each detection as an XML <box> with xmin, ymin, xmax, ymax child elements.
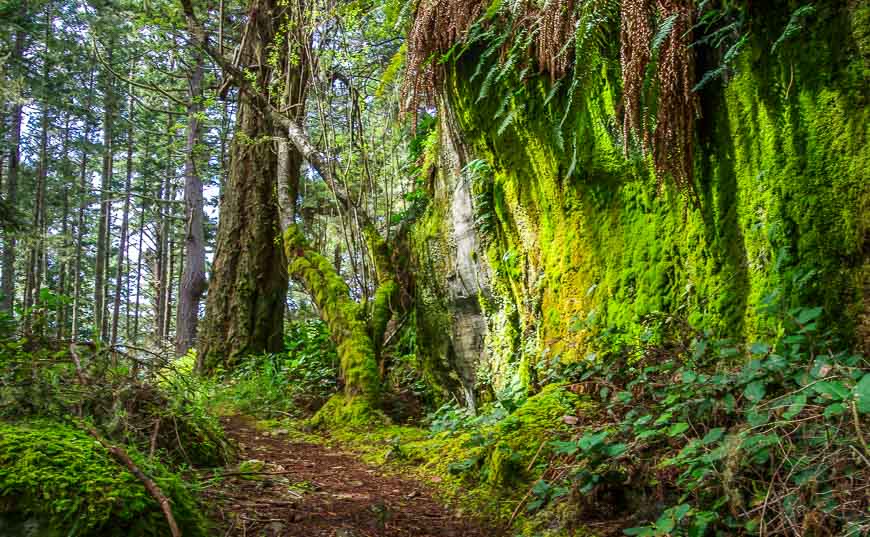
<box><xmin>771</xmin><ymin>4</ymin><xmax>816</xmax><ymax>54</ymax></box>
<box><xmin>652</xmin><ymin>13</ymin><xmax>678</xmax><ymax>53</ymax></box>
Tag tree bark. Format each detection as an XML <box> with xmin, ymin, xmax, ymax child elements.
<box><xmin>95</xmin><ymin>47</ymin><xmax>116</xmax><ymax>342</ymax></box>
<box><xmin>1</xmin><ymin>9</ymin><xmax>25</xmax><ymax>314</ymax></box>
<box><xmin>57</xmin><ymin>116</ymin><xmax>71</xmax><ymax>339</ymax></box>
<box><xmin>72</xmin><ymin>65</ymin><xmax>96</xmax><ymax>341</ymax></box>
<box><xmin>197</xmin><ymin>0</ymin><xmax>288</xmax><ymax>371</ymax></box>
<box><xmin>110</xmin><ymin>78</ymin><xmax>134</xmax><ymax>346</ymax></box>
<box><xmin>154</xmin><ymin>118</ymin><xmax>172</xmax><ymax>342</ymax></box>
<box><xmin>25</xmin><ymin>36</ymin><xmax>51</xmax><ymax>334</ymax></box>
<box><xmin>175</xmin><ymin>54</ymin><xmax>207</xmax><ymax>356</ymax></box>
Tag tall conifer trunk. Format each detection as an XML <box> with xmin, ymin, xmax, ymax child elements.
<box><xmin>175</xmin><ymin>54</ymin><xmax>207</xmax><ymax>356</ymax></box>
<box><xmin>197</xmin><ymin>0</ymin><xmax>288</xmax><ymax>371</ymax></box>
<box><xmin>95</xmin><ymin>46</ymin><xmax>115</xmax><ymax>342</ymax></box>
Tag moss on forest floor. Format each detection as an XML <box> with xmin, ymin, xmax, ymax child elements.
<box><xmin>0</xmin><ymin>420</ymin><xmax>209</xmax><ymax>537</ymax></box>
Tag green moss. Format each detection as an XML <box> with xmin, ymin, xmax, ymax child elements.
<box><xmin>284</xmin><ymin>225</ymin><xmax>381</xmax><ymax>403</ymax></box>
<box><xmin>403</xmin><ymin>385</ymin><xmax>592</xmax><ymax>512</ymax></box>
<box><xmin>307</xmin><ymin>394</ymin><xmax>390</xmax><ymax>430</ymax></box>
<box><xmin>0</xmin><ymin>420</ymin><xmax>208</xmax><ymax>536</ymax></box>
<box><xmin>409</xmin><ymin>153</ymin><xmax>471</xmax><ymax>402</ymax></box>
<box><xmin>427</xmin><ymin>1</ymin><xmax>868</xmax><ymax>390</ymax></box>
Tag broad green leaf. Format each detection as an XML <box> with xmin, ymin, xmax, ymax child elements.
<box><xmin>655</xmin><ymin>513</ymin><xmax>676</xmax><ymax>533</ymax></box>
<box><xmin>854</xmin><ymin>373</ymin><xmax>870</xmax><ymax>414</ymax></box>
<box><xmin>823</xmin><ymin>403</ymin><xmax>846</xmax><ymax>418</ymax></box>
<box><xmin>617</xmin><ymin>391</ymin><xmax>633</xmax><ymax>404</ymax></box>
<box><xmin>750</xmin><ymin>342</ymin><xmax>770</xmax><ymax>355</ymax></box>
<box><xmin>797</xmin><ymin>306</ymin><xmax>823</xmax><ymax>324</ymax></box>
<box><xmin>578</xmin><ymin>431</ymin><xmax>608</xmax><ymax>452</ymax></box>
<box><xmin>672</xmin><ymin>503</ymin><xmax>691</xmax><ymax>521</ymax></box>
<box><xmin>605</xmin><ymin>443</ymin><xmax>628</xmax><ymax>457</ymax></box>
<box><xmin>634</xmin><ymin>415</ymin><xmax>652</xmax><ymax>427</ymax></box>
<box><xmin>550</xmin><ymin>440</ymin><xmax>579</xmax><ymax>456</ymax></box>
<box><xmin>746</xmin><ymin>409</ymin><xmax>769</xmax><ymax>427</ymax></box>
<box><xmin>682</xmin><ymin>370</ymin><xmax>698</xmax><ymax>383</ymax></box>
<box><xmin>813</xmin><ymin>381</ymin><xmax>850</xmax><ymax>401</ymax></box>
<box><xmin>744</xmin><ymin>381</ymin><xmax>766</xmax><ymax>402</ymax></box>
<box><xmin>668</xmin><ymin>422</ymin><xmax>690</xmax><ymax>437</ymax></box>
<box><xmin>702</xmin><ymin>428</ymin><xmax>725</xmax><ymax>445</ymax></box>
<box><xmin>654</xmin><ymin>412</ymin><xmax>673</xmax><ymax>426</ymax></box>
<box><xmin>782</xmin><ymin>394</ymin><xmax>807</xmax><ymax>419</ymax></box>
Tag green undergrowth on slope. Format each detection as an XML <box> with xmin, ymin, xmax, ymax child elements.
<box><xmin>0</xmin><ymin>326</ymin><xmax>229</xmax><ymax>536</ymax></box>
<box><xmin>0</xmin><ymin>419</ymin><xmax>209</xmax><ymax>537</ymax></box>
<box><xmin>248</xmin><ymin>306</ymin><xmax>868</xmax><ymax>537</ymax></box>
<box><xmin>207</xmin><ymin>319</ymin><xmax>340</xmax><ymax>418</ymax></box>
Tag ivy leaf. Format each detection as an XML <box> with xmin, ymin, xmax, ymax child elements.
<box><xmin>605</xmin><ymin>443</ymin><xmax>628</xmax><ymax>457</ymax></box>
<box><xmin>655</xmin><ymin>513</ymin><xmax>676</xmax><ymax>534</ymax></box>
<box><xmin>672</xmin><ymin>503</ymin><xmax>691</xmax><ymax>521</ymax></box>
<box><xmin>813</xmin><ymin>381</ymin><xmax>850</xmax><ymax>401</ymax></box>
<box><xmin>853</xmin><ymin>374</ymin><xmax>870</xmax><ymax>414</ymax></box>
<box><xmin>682</xmin><ymin>370</ymin><xmax>698</xmax><ymax>383</ymax></box>
<box><xmin>550</xmin><ymin>440</ymin><xmax>579</xmax><ymax>456</ymax></box>
<box><xmin>746</xmin><ymin>409</ymin><xmax>769</xmax><ymax>427</ymax></box>
<box><xmin>796</xmin><ymin>306</ymin><xmax>823</xmax><ymax>325</ymax></box>
<box><xmin>654</xmin><ymin>412</ymin><xmax>673</xmax><ymax>426</ymax></box>
<box><xmin>782</xmin><ymin>394</ymin><xmax>807</xmax><ymax>419</ymax></box>
<box><xmin>702</xmin><ymin>428</ymin><xmax>725</xmax><ymax>445</ymax></box>
<box><xmin>823</xmin><ymin>403</ymin><xmax>846</xmax><ymax>418</ymax></box>
<box><xmin>750</xmin><ymin>342</ymin><xmax>770</xmax><ymax>355</ymax></box>
<box><xmin>578</xmin><ymin>431</ymin><xmax>609</xmax><ymax>452</ymax></box>
<box><xmin>744</xmin><ymin>381</ymin><xmax>766</xmax><ymax>402</ymax></box>
<box><xmin>668</xmin><ymin>422</ymin><xmax>690</xmax><ymax>437</ymax></box>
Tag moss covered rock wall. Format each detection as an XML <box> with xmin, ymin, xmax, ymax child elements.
<box><xmin>413</xmin><ymin>1</ymin><xmax>868</xmax><ymax>397</ymax></box>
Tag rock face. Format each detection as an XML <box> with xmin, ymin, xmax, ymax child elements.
<box><xmin>412</xmin><ymin>101</ymin><xmax>492</xmax><ymax>409</ymax></box>
<box><xmin>412</xmin><ymin>2</ymin><xmax>869</xmax><ymax>404</ymax></box>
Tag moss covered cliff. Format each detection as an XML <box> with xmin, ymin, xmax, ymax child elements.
<box><xmin>412</xmin><ymin>1</ymin><xmax>869</xmax><ymax>398</ymax></box>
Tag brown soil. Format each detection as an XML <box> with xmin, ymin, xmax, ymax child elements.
<box><xmin>203</xmin><ymin>415</ymin><xmax>500</xmax><ymax>537</ymax></box>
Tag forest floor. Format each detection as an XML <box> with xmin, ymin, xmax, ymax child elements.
<box><xmin>202</xmin><ymin>415</ymin><xmax>498</xmax><ymax>537</ymax></box>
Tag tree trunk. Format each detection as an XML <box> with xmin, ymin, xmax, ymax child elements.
<box><xmin>154</xmin><ymin>120</ymin><xmax>172</xmax><ymax>342</ymax></box>
<box><xmin>1</xmin><ymin>14</ymin><xmax>25</xmax><ymax>314</ymax></box>
<box><xmin>175</xmin><ymin>55</ymin><xmax>207</xmax><ymax>356</ymax></box>
<box><xmin>95</xmin><ymin>47</ymin><xmax>116</xmax><ymax>342</ymax></box>
<box><xmin>57</xmin><ymin>116</ymin><xmax>71</xmax><ymax>339</ymax></box>
<box><xmin>110</xmin><ymin>79</ymin><xmax>134</xmax><ymax>346</ymax></box>
<box><xmin>163</xmin><ymin>223</ymin><xmax>175</xmax><ymax>341</ymax></box>
<box><xmin>72</xmin><ymin>65</ymin><xmax>96</xmax><ymax>341</ymax></box>
<box><xmin>197</xmin><ymin>0</ymin><xmax>288</xmax><ymax>371</ymax></box>
<box><xmin>25</xmin><ymin>80</ymin><xmax>50</xmax><ymax>334</ymax></box>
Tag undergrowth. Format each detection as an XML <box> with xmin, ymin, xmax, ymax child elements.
<box><xmin>210</xmin><ymin>319</ymin><xmax>340</xmax><ymax>418</ymax></box>
<box><xmin>0</xmin><ymin>419</ymin><xmax>208</xmax><ymax>536</ymax></box>
<box><xmin>282</xmin><ymin>304</ymin><xmax>868</xmax><ymax>537</ymax></box>
<box><xmin>527</xmin><ymin>307</ymin><xmax>869</xmax><ymax>536</ymax></box>
<box><xmin>0</xmin><ymin>306</ymin><xmax>226</xmax><ymax>535</ymax></box>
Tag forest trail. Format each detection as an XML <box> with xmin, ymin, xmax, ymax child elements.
<box><xmin>203</xmin><ymin>416</ymin><xmax>495</xmax><ymax>537</ymax></box>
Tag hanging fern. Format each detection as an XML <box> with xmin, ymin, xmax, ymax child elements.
<box><xmin>771</xmin><ymin>4</ymin><xmax>816</xmax><ymax>54</ymax></box>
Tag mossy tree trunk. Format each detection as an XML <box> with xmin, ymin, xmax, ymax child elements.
<box><xmin>282</xmin><ymin>224</ymin><xmax>382</xmax><ymax>403</ymax></box>
<box><xmin>197</xmin><ymin>0</ymin><xmax>288</xmax><ymax>372</ymax></box>
<box><xmin>181</xmin><ymin>0</ymin><xmax>404</xmax><ymax>403</ymax></box>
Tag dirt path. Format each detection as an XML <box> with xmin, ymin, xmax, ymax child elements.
<box><xmin>203</xmin><ymin>416</ymin><xmax>497</xmax><ymax>537</ymax></box>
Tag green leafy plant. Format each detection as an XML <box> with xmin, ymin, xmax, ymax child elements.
<box><xmin>530</xmin><ymin>306</ymin><xmax>869</xmax><ymax>536</ymax></box>
<box><xmin>213</xmin><ymin>320</ymin><xmax>340</xmax><ymax>418</ymax></box>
